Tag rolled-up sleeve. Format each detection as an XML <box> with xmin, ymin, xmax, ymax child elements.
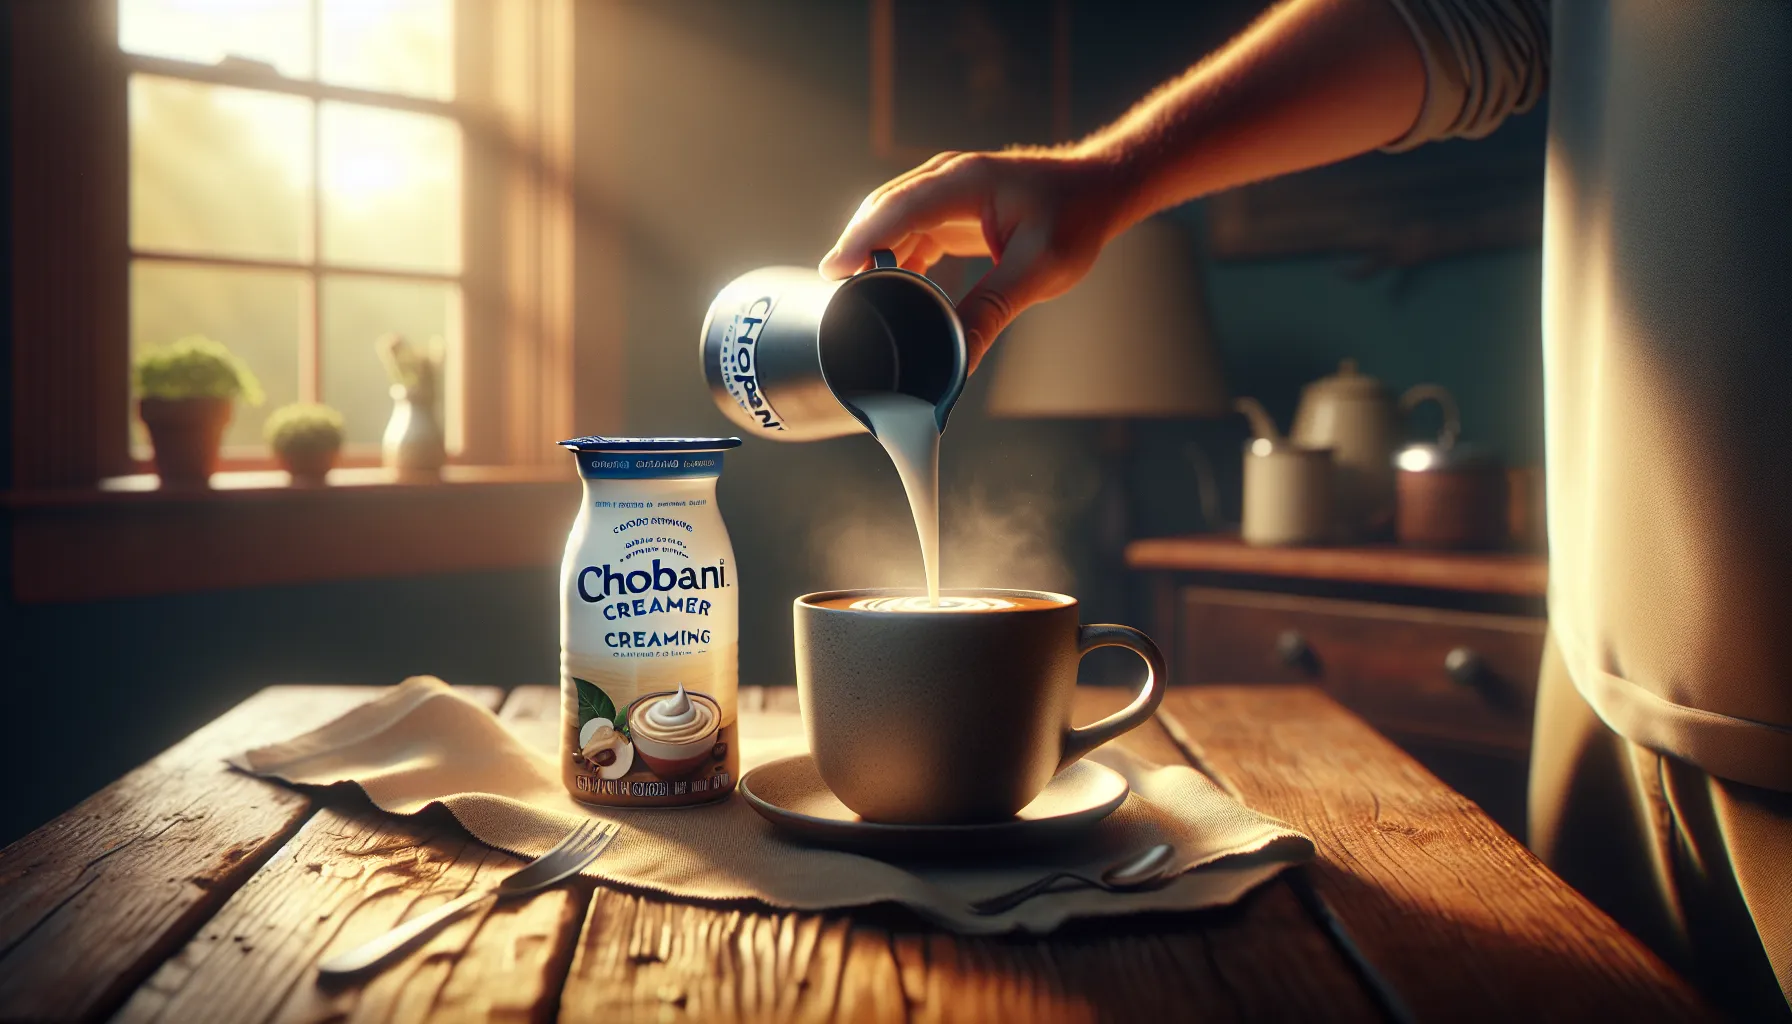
<box><xmin>1381</xmin><ymin>0</ymin><xmax>1550</xmax><ymax>151</ymax></box>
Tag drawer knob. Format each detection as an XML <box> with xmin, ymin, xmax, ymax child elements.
<box><xmin>1275</xmin><ymin>630</ymin><xmax>1315</xmax><ymax>672</ymax></box>
<box><xmin>1446</xmin><ymin>646</ymin><xmax>1526</xmax><ymax>711</ymax></box>
<box><xmin>1445</xmin><ymin>646</ymin><xmax>1487</xmax><ymax>686</ymax></box>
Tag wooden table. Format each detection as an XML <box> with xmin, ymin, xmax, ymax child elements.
<box><xmin>1127</xmin><ymin>534</ymin><xmax>1549</xmax><ymax>837</ymax></box>
<box><xmin>0</xmin><ymin>685</ymin><xmax>1708</xmax><ymax>1023</ymax></box>
<box><xmin>1125</xmin><ymin>534</ymin><xmax>1548</xmax><ymax>600</ymax></box>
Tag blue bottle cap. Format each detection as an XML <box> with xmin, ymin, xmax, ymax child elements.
<box><xmin>558</xmin><ymin>436</ymin><xmax>742</xmax><ymax>453</ymax></box>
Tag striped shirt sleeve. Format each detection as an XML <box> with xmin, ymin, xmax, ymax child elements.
<box><xmin>1381</xmin><ymin>0</ymin><xmax>1551</xmax><ymax>151</ymax></box>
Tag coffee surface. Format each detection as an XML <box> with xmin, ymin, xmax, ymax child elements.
<box><xmin>814</xmin><ymin>593</ymin><xmax>1064</xmax><ymax>613</ymax></box>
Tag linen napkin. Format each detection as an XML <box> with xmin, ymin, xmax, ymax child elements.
<box><xmin>229</xmin><ymin>677</ymin><xmax>1311</xmax><ymax>935</ymax></box>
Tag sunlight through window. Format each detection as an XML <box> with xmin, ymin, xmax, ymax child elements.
<box><xmin>121</xmin><ymin>0</ymin><xmax>462</xmax><ymax>460</ymax></box>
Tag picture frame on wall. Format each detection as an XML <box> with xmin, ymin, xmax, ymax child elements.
<box><xmin>1205</xmin><ymin>108</ymin><xmax>1547</xmax><ymax>269</ymax></box>
<box><xmin>870</xmin><ymin>0</ymin><xmax>1071</xmax><ymax>163</ymax></box>
<box><xmin>869</xmin><ymin>0</ymin><xmax>1542</xmax><ymax>268</ymax></box>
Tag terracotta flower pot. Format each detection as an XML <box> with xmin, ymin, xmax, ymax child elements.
<box><xmin>277</xmin><ymin>446</ymin><xmax>339</xmax><ymax>487</ymax></box>
<box><xmin>139</xmin><ymin>397</ymin><xmax>232</xmax><ymax>488</ymax></box>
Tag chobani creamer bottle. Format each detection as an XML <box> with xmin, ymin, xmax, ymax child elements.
<box><xmin>558</xmin><ymin>436</ymin><xmax>742</xmax><ymax>807</ymax></box>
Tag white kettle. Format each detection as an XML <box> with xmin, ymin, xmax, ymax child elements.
<box><xmin>1290</xmin><ymin>359</ymin><xmax>1457</xmax><ymax>540</ymax></box>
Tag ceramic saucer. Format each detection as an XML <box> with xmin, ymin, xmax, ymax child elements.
<box><xmin>739</xmin><ymin>754</ymin><xmax>1129</xmax><ymax>857</ymax></box>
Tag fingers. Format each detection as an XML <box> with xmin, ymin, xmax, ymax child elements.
<box><xmin>887</xmin><ymin>234</ymin><xmax>922</xmax><ymax>268</ymax></box>
<box><xmin>821</xmin><ymin>155</ymin><xmax>988</xmax><ymax>278</ymax></box>
<box><xmin>863</xmin><ymin>151</ymin><xmax>960</xmax><ymax>208</ymax></box>
<box><xmin>834</xmin><ymin>222</ymin><xmax>983</xmax><ymax>276</ymax></box>
<box><xmin>928</xmin><ymin>219</ymin><xmax>991</xmax><ymax>258</ymax></box>
<box><xmin>900</xmin><ymin>235</ymin><xmax>945</xmax><ymax>273</ymax></box>
<box><xmin>956</xmin><ymin>226</ymin><xmax>1063</xmax><ymax>374</ymax></box>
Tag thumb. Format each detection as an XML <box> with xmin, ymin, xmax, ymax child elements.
<box><xmin>955</xmin><ymin>227</ymin><xmax>1059</xmax><ymax>374</ymax></box>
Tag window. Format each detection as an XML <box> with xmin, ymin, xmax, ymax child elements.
<box><xmin>120</xmin><ymin>0</ymin><xmax>465</xmax><ymax>462</ymax></box>
<box><xmin>8</xmin><ymin>0</ymin><xmax>616</xmax><ymax>602</ymax></box>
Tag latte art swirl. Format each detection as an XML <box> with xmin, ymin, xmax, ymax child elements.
<box><xmin>848</xmin><ymin>595</ymin><xmax>1018</xmax><ymax>613</ymax></box>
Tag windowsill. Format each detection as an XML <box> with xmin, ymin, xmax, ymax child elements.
<box><xmin>8</xmin><ymin>465</ymin><xmax>579</xmax><ymax>603</ymax></box>
<box><xmin>6</xmin><ymin>464</ymin><xmax>571</xmax><ymax>509</ymax></box>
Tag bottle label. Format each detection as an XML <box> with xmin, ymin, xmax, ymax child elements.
<box><xmin>576</xmin><ymin>454</ymin><xmax>725</xmax><ymax>480</ymax></box>
<box><xmin>718</xmin><ymin>293</ymin><xmax>785</xmax><ymax>432</ymax></box>
<box><xmin>561</xmin><ymin>474</ymin><xmax>738</xmax><ymax>806</ymax></box>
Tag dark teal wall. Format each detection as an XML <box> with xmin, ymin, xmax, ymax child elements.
<box><xmin>1207</xmin><ymin>244</ymin><xmax>1545</xmax><ymax>467</ymax></box>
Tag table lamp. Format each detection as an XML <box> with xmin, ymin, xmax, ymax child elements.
<box><xmin>985</xmin><ymin>217</ymin><xmax>1229</xmax><ymax>603</ymax></box>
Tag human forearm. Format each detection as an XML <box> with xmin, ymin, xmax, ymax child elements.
<box><xmin>1074</xmin><ymin>0</ymin><xmax>1428</xmax><ymax>230</ymax></box>
<box><xmin>819</xmin><ymin>0</ymin><xmax>1432</xmax><ymax>368</ymax></box>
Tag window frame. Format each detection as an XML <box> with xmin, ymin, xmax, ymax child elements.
<box><xmin>7</xmin><ymin>0</ymin><xmax>625</xmax><ymax>602</ymax></box>
<box><xmin>123</xmin><ymin>11</ymin><xmax>470</xmax><ymax>469</ymax></box>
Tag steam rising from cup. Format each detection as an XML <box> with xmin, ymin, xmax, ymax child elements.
<box><xmin>810</xmin><ymin>474</ymin><xmax>1076</xmax><ymax>596</ymax></box>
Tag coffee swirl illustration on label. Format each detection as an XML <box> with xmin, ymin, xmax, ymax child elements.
<box><xmin>631</xmin><ymin>684</ymin><xmax>718</xmax><ymax>746</ymax></box>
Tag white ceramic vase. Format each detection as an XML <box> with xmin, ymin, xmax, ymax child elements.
<box><xmin>382</xmin><ymin>384</ymin><xmax>445</xmax><ymax>478</ymax></box>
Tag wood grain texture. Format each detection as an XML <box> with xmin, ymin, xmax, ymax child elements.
<box><xmin>115</xmin><ymin>689</ymin><xmax>585</xmax><ymax>1024</ymax></box>
<box><xmin>1126</xmin><ymin>534</ymin><xmax>1547</xmax><ymax>597</ymax></box>
<box><xmin>0</xmin><ymin>685</ymin><xmax>498</xmax><ymax>1023</ymax></box>
<box><xmin>1158</xmin><ymin>686</ymin><xmax>1712</xmax><ymax>1021</ymax></box>
<box><xmin>552</xmin><ymin>685</ymin><xmax>1381</xmax><ymax>1024</ymax></box>
<box><xmin>6</xmin><ymin>682</ymin><xmax>1704</xmax><ymax>1022</ymax></box>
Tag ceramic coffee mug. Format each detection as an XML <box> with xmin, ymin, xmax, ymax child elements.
<box><xmin>1241</xmin><ymin>438</ymin><xmax>1334</xmax><ymax>546</ymax></box>
<box><xmin>793</xmin><ymin>588</ymin><xmax>1166</xmax><ymax>824</ymax></box>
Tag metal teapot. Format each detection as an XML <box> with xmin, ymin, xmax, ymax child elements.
<box><xmin>1290</xmin><ymin>359</ymin><xmax>1457</xmax><ymax>539</ymax></box>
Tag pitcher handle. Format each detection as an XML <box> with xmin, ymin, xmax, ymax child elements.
<box><xmin>1059</xmin><ymin>624</ymin><xmax>1167</xmax><ymax>772</ymax></box>
<box><xmin>1400</xmin><ymin>384</ymin><xmax>1461</xmax><ymax>450</ymax></box>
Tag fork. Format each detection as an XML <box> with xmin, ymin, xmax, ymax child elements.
<box><xmin>317</xmin><ymin>819</ymin><xmax>620</xmax><ymax>977</ymax></box>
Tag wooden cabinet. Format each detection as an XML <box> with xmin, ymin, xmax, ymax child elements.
<box><xmin>1176</xmin><ymin>587</ymin><xmax>1544</xmax><ymax>756</ymax></box>
<box><xmin>1129</xmin><ymin>534</ymin><xmax>1548</xmax><ymax>837</ymax></box>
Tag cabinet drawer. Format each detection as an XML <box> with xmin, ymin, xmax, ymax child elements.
<box><xmin>1176</xmin><ymin>587</ymin><xmax>1547</xmax><ymax>756</ymax></box>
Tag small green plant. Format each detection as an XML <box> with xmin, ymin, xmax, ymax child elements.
<box><xmin>264</xmin><ymin>403</ymin><xmax>345</xmax><ymax>456</ymax></box>
<box><xmin>133</xmin><ymin>335</ymin><xmax>264</xmax><ymax>404</ymax></box>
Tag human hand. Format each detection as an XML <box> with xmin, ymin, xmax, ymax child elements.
<box><xmin>819</xmin><ymin>149</ymin><xmax>1132</xmax><ymax>372</ymax></box>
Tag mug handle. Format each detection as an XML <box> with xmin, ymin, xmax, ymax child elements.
<box><xmin>872</xmin><ymin>249</ymin><xmax>898</xmax><ymax>270</ymax></box>
<box><xmin>1399</xmin><ymin>384</ymin><xmax>1461</xmax><ymax>450</ymax></box>
<box><xmin>1058</xmin><ymin>624</ymin><xmax>1168</xmax><ymax>772</ymax></box>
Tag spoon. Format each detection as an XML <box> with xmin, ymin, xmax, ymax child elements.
<box><xmin>970</xmin><ymin>843</ymin><xmax>1177</xmax><ymax>916</ymax></box>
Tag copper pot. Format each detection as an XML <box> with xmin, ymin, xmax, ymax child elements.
<box><xmin>1395</xmin><ymin>441</ymin><xmax>1508</xmax><ymax>549</ymax></box>
<box><xmin>1506</xmin><ymin>465</ymin><xmax>1547</xmax><ymax>552</ymax></box>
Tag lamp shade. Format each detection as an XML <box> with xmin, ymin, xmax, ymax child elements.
<box><xmin>985</xmin><ymin>218</ymin><xmax>1228</xmax><ymax>419</ymax></box>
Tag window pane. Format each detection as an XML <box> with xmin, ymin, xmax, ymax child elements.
<box><xmin>320</xmin><ymin>103</ymin><xmax>460</xmax><ymax>272</ymax></box>
<box><xmin>320</xmin><ymin>0</ymin><xmax>454</xmax><ymax>100</ymax></box>
<box><xmin>131</xmin><ymin>261</ymin><xmax>305</xmax><ymax>451</ymax></box>
<box><xmin>321</xmin><ymin>276</ymin><xmax>461</xmax><ymax>449</ymax></box>
<box><xmin>131</xmin><ymin>75</ymin><xmax>313</xmax><ymax>261</ymax></box>
<box><xmin>119</xmin><ymin>0</ymin><xmax>313</xmax><ymax>79</ymax></box>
